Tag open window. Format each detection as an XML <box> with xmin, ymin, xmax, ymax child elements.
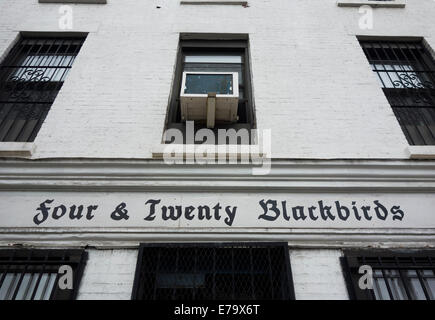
<box><xmin>165</xmin><ymin>35</ymin><xmax>255</xmax><ymax>144</ymax></box>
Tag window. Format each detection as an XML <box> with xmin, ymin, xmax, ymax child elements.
<box><xmin>0</xmin><ymin>35</ymin><xmax>86</xmax><ymax>142</ymax></box>
<box><xmin>131</xmin><ymin>243</ymin><xmax>294</xmax><ymax>300</ymax></box>
<box><xmin>359</xmin><ymin>39</ymin><xmax>435</xmax><ymax>145</ymax></box>
<box><xmin>165</xmin><ymin>36</ymin><xmax>255</xmax><ymax>144</ymax></box>
<box><xmin>341</xmin><ymin>250</ymin><xmax>435</xmax><ymax>300</ymax></box>
<box><xmin>0</xmin><ymin>249</ymin><xmax>87</xmax><ymax>300</ymax></box>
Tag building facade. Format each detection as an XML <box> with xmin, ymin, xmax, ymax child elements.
<box><xmin>0</xmin><ymin>0</ymin><xmax>434</xmax><ymax>300</ymax></box>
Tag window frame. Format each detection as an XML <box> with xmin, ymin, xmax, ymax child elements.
<box><xmin>165</xmin><ymin>36</ymin><xmax>256</xmax><ymax>141</ymax></box>
<box><xmin>0</xmin><ymin>249</ymin><xmax>87</xmax><ymax>300</ymax></box>
<box><xmin>0</xmin><ymin>34</ymin><xmax>86</xmax><ymax>144</ymax></box>
<box><xmin>131</xmin><ymin>242</ymin><xmax>295</xmax><ymax>301</ymax></box>
<box><xmin>358</xmin><ymin>38</ymin><xmax>435</xmax><ymax>146</ymax></box>
<box><xmin>341</xmin><ymin>250</ymin><xmax>435</xmax><ymax>300</ymax></box>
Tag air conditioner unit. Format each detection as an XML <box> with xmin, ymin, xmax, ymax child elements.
<box><xmin>180</xmin><ymin>71</ymin><xmax>239</xmax><ymax>128</ymax></box>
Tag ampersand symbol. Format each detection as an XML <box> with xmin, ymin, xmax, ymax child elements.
<box><xmin>111</xmin><ymin>202</ymin><xmax>129</xmax><ymax>220</ymax></box>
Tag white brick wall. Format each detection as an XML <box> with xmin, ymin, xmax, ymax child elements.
<box><xmin>75</xmin><ymin>248</ymin><xmax>351</xmax><ymax>300</ymax></box>
<box><xmin>290</xmin><ymin>249</ymin><xmax>349</xmax><ymax>300</ymax></box>
<box><xmin>76</xmin><ymin>248</ymin><xmax>350</xmax><ymax>300</ymax></box>
<box><xmin>76</xmin><ymin>249</ymin><xmax>138</xmax><ymax>300</ymax></box>
<box><xmin>0</xmin><ymin>0</ymin><xmax>433</xmax><ymax>159</ymax></box>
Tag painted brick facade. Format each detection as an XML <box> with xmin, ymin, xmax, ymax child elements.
<box><xmin>77</xmin><ymin>249</ymin><xmax>138</xmax><ymax>300</ymax></box>
<box><xmin>0</xmin><ymin>0</ymin><xmax>433</xmax><ymax>159</ymax></box>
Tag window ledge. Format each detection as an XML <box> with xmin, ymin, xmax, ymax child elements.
<box><xmin>0</xmin><ymin>142</ymin><xmax>35</xmax><ymax>158</ymax></box>
<box><xmin>180</xmin><ymin>1</ymin><xmax>248</xmax><ymax>6</ymax></box>
<box><xmin>408</xmin><ymin>146</ymin><xmax>435</xmax><ymax>159</ymax></box>
<box><xmin>337</xmin><ymin>0</ymin><xmax>406</xmax><ymax>8</ymax></box>
<box><xmin>39</xmin><ymin>0</ymin><xmax>107</xmax><ymax>4</ymax></box>
<box><xmin>152</xmin><ymin>144</ymin><xmax>266</xmax><ymax>161</ymax></box>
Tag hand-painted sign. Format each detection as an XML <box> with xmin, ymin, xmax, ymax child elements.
<box><xmin>1</xmin><ymin>191</ymin><xmax>433</xmax><ymax>229</ymax></box>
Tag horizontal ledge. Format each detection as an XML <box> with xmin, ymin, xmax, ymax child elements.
<box><xmin>152</xmin><ymin>144</ymin><xmax>266</xmax><ymax>160</ymax></box>
<box><xmin>0</xmin><ymin>142</ymin><xmax>35</xmax><ymax>158</ymax></box>
<box><xmin>408</xmin><ymin>146</ymin><xmax>435</xmax><ymax>159</ymax></box>
<box><xmin>180</xmin><ymin>1</ymin><xmax>248</xmax><ymax>5</ymax></box>
<box><xmin>39</xmin><ymin>0</ymin><xmax>107</xmax><ymax>4</ymax></box>
<box><xmin>337</xmin><ymin>0</ymin><xmax>406</xmax><ymax>8</ymax></box>
<box><xmin>1</xmin><ymin>228</ymin><xmax>434</xmax><ymax>249</ymax></box>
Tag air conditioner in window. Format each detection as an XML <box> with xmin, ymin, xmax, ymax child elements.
<box><xmin>180</xmin><ymin>71</ymin><xmax>239</xmax><ymax>128</ymax></box>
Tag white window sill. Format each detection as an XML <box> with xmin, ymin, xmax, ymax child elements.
<box><xmin>180</xmin><ymin>1</ymin><xmax>248</xmax><ymax>6</ymax></box>
<box><xmin>337</xmin><ymin>0</ymin><xmax>406</xmax><ymax>8</ymax></box>
<box><xmin>0</xmin><ymin>143</ymin><xmax>35</xmax><ymax>158</ymax></box>
<box><xmin>152</xmin><ymin>144</ymin><xmax>266</xmax><ymax>161</ymax></box>
<box><xmin>408</xmin><ymin>146</ymin><xmax>435</xmax><ymax>159</ymax></box>
<box><xmin>39</xmin><ymin>0</ymin><xmax>107</xmax><ymax>4</ymax></box>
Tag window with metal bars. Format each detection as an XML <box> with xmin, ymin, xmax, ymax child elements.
<box><xmin>341</xmin><ymin>250</ymin><xmax>435</xmax><ymax>300</ymax></box>
<box><xmin>131</xmin><ymin>243</ymin><xmax>295</xmax><ymax>300</ymax></box>
<box><xmin>0</xmin><ymin>35</ymin><xmax>86</xmax><ymax>142</ymax></box>
<box><xmin>359</xmin><ymin>39</ymin><xmax>435</xmax><ymax>145</ymax></box>
<box><xmin>165</xmin><ymin>37</ymin><xmax>256</xmax><ymax>144</ymax></box>
<box><xmin>0</xmin><ymin>249</ymin><xmax>87</xmax><ymax>300</ymax></box>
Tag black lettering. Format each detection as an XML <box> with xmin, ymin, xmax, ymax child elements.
<box><xmin>258</xmin><ymin>199</ymin><xmax>280</xmax><ymax>221</ymax></box>
<box><xmin>52</xmin><ymin>205</ymin><xmax>67</xmax><ymax>220</ymax></box>
<box><xmin>162</xmin><ymin>206</ymin><xmax>182</xmax><ymax>220</ymax></box>
<box><xmin>144</xmin><ymin>199</ymin><xmax>161</xmax><ymax>221</ymax></box>
<box><xmin>335</xmin><ymin>201</ymin><xmax>350</xmax><ymax>221</ymax></box>
<box><xmin>391</xmin><ymin>206</ymin><xmax>405</xmax><ymax>221</ymax></box>
<box><xmin>318</xmin><ymin>201</ymin><xmax>335</xmax><ymax>221</ymax></box>
<box><xmin>34</xmin><ymin>199</ymin><xmax>54</xmax><ymax>225</ymax></box>
<box><xmin>308</xmin><ymin>206</ymin><xmax>318</xmax><ymax>221</ymax></box>
<box><xmin>69</xmin><ymin>205</ymin><xmax>84</xmax><ymax>220</ymax></box>
<box><xmin>361</xmin><ymin>206</ymin><xmax>372</xmax><ymax>220</ymax></box>
<box><xmin>184</xmin><ymin>206</ymin><xmax>195</xmax><ymax>220</ymax></box>
<box><xmin>198</xmin><ymin>205</ymin><xmax>211</xmax><ymax>220</ymax></box>
<box><xmin>352</xmin><ymin>201</ymin><xmax>362</xmax><ymax>221</ymax></box>
<box><xmin>213</xmin><ymin>203</ymin><xmax>222</xmax><ymax>220</ymax></box>
<box><xmin>224</xmin><ymin>206</ymin><xmax>237</xmax><ymax>226</ymax></box>
<box><xmin>292</xmin><ymin>206</ymin><xmax>306</xmax><ymax>220</ymax></box>
<box><xmin>373</xmin><ymin>200</ymin><xmax>388</xmax><ymax>220</ymax></box>
<box><xmin>282</xmin><ymin>201</ymin><xmax>291</xmax><ymax>220</ymax></box>
<box><xmin>86</xmin><ymin>205</ymin><xmax>98</xmax><ymax>220</ymax></box>
<box><xmin>111</xmin><ymin>202</ymin><xmax>129</xmax><ymax>221</ymax></box>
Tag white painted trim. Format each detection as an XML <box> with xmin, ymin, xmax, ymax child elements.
<box><xmin>180</xmin><ymin>1</ymin><xmax>248</xmax><ymax>6</ymax></box>
<box><xmin>0</xmin><ymin>159</ymin><xmax>435</xmax><ymax>191</ymax></box>
<box><xmin>1</xmin><ymin>228</ymin><xmax>434</xmax><ymax>249</ymax></box>
<box><xmin>337</xmin><ymin>0</ymin><xmax>406</xmax><ymax>8</ymax></box>
<box><xmin>408</xmin><ymin>146</ymin><xmax>435</xmax><ymax>159</ymax></box>
<box><xmin>151</xmin><ymin>144</ymin><xmax>264</xmax><ymax>160</ymax></box>
<box><xmin>0</xmin><ymin>143</ymin><xmax>35</xmax><ymax>158</ymax></box>
<box><xmin>39</xmin><ymin>0</ymin><xmax>107</xmax><ymax>4</ymax></box>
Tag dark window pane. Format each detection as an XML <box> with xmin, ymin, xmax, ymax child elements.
<box><xmin>0</xmin><ymin>36</ymin><xmax>85</xmax><ymax>142</ymax></box>
<box><xmin>359</xmin><ymin>40</ymin><xmax>435</xmax><ymax>145</ymax></box>
<box><xmin>132</xmin><ymin>243</ymin><xmax>294</xmax><ymax>300</ymax></box>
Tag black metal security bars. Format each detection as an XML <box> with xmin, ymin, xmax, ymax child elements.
<box><xmin>132</xmin><ymin>242</ymin><xmax>295</xmax><ymax>300</ymax></box>
<box><xmin>0</xmin><ymin>249</ymin><xmax>87</xmax><ymax>300</ymax></box>
<box><xmin>341</xmin><ymin>251</ymin><xmax>435</xmax><ymax>300</ymax></box>
<box><xmin>359</xmin><ymin>40</ymin><xmax>435</xmax><ymax>145</ymax></box>
<box><xmin>0</xmin><ymin>36</ymin><xmax>85</xmax><ymax>142</ymax></box>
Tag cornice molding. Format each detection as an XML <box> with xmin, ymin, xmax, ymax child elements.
<box><xmin>0</xmin><ymin>159</ymin><xmax>435</xmax><ymax>192</ymax></box>
<box><xmin>1</xmin><ymin>227</ymin><xmax>434</xmax><ymax>249</ymax></box>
